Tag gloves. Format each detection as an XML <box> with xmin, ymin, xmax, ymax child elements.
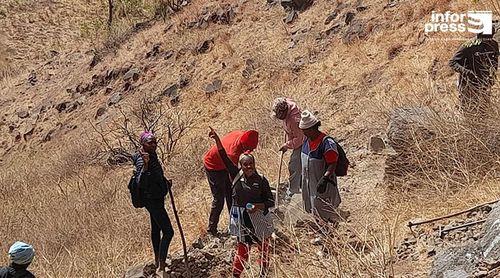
<box><xmin>316</xmin><ymin>176</ymin><xmax>331</xmax><ymax>194</ymax></box>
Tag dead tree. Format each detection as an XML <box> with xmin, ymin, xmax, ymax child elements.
<box><xmin>107</xmin><ymin>0</ymin><xmax>114</xmax><ymax>30</ymax></box>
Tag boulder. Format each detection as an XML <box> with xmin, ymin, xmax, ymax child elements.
<box><xmin>387</xmin><ymin>107</ymin><xmax>435</xmax><ymax>153</ymax></box>
<box><xmin>430</xmin><ymin>203</ymin><xmax>500</xmax><ymax>277</ymax></box>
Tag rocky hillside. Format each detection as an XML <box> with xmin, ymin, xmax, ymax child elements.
<box><xmin>0</xmin><ymin>0</ymin><xmax>499</xmax><ymax>277</ymax></box>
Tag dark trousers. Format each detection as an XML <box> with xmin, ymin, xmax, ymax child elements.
<box><xmin>206</xmin><ymin>169</ymin><xmax>232</xmax><ymax>232</ymax></box>
<box><xmin>144</xmin><ymin>199</ymin><xmax>174</xmax><ymax>265</ymax></box>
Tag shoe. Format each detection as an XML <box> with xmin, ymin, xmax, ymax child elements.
<box><xmin>207</xmin><ymin>229</ymin><xmax>219</xmax><ymax>237</ymax></box>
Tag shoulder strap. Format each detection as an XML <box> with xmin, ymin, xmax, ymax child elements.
<box><xmin>232</xmin><ymin>170</ymin><xmax>244</xmax><ymax>187</ymax></box>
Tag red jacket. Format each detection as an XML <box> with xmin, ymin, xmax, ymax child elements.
<box><xmin>203</xmin><ymin>130</ymin><xmax>259</xmax><ymax>171</ymax></box>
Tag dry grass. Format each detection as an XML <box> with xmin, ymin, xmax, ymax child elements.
<box><xmin>0</xmin><ymin>0</ymin><xmax>499</xmax><ymax>277</ymax></box>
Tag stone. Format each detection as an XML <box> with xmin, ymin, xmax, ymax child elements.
<box><xmin>123</xmin><ymin>68</ymin><xmax>140</xmax><ymax>82</ymax></box>
<box><xmin>178</xmin><ymin>75</ymin><xmax>189</xmax><ymax>88</ymax></box>
<box><xmin>17</xmin><ymin>111</ymin><xmax>29</xmax><ymax>119</ymax></box>
<box><xmin>108</xmin><ymin>93</ymin><xmax>122</xmax><ymax>106</ymax></box>
<box><xmin>192</xmin><ymin>238</ymin><xmax>204</xmax><ymax>249</ymax></box>
<box><xmin>55</xmin><ymin>101</ymin><xmax>70</xmax><ymax>113</ymax></box>
<box><xmin>196</xmin><ymin>39</ymin><xmax>214</xmax><ymax>54</ymax></box>
<box><xmin>105</xmin><ymin>87</ymin><xmax>113</xmax><ymax>95</ymax></box>
<box><xmin>162</xmin><ymin>84</ymin><xmax>178</xmax><ymax>98</ymax></box>
<box><xmin>242</xmin><ymin>59</ymin><xmax>256</xmax><ymax>78</ymax></box>
<box><xmin>145</xmin><ymin>44</ymin><xmax>160</xmax><ymax>58</ymax></box>
<box><xmin>342</xmin><ymin>19</ymin><xmax>367</xmax><ymax>44</ymax></box>
<box><xmin>281</xmin><ymin>0</ymin><xmax>314</xmax><ymax>11</ymax></box>
<box><xmin>430</xmin><ymin>203</ymin><xmax>500</xmax><ymax>277</ymax></box>
<box><xmin>322</xmin><ymin>23</ymin><xmax>342</xmax><ymax>37</ymax></box>
<box><xmin>28</xmin><ymin>71</ymin><xmax>37</xmax><ymax>86</ymax></box>
<box><xmin>284</xmin><ymin>10</ymin><xmax>297</xmax><ymax>24</ymax></box>
<box><xmin>95</xmin><ymin>107</ymin><xmax>107</xmax><ymax>119</ymax></box>
<box><xmin>369</xmin><ymin>135</ymin><xmax>385</xmax><ymax>152</ymax></box>
<box><xmin>325</xmin><ymin>11</ymin><xmax>338</xmax><ymax>25</ymax></box>
<box><xmin>387</xmin><ymin>107</ymin><xmax>435</xmax><ymax>153</ymax></box>
<box><xmin>310</xmin><ymin>237</ymin><xmax>323</xmax><ymax>245</ymax></box>
<box><xmin>345</xmin><ymin>11</ymin><xmax>355</xmax><ymax>25</ymax></box>
<box><xmin>204</xmin><ymin>79</ymin><xmax>222</xmax><ymax>94</ymax></box>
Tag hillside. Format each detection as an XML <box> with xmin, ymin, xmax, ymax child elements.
<box><xmin>0</xmin><ymin>0</ymin><xmax>499</xmax><ymax>277</ymax></box>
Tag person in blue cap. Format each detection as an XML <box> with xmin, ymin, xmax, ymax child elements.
<box><xmin>0</xmin><ymin>241</ymin><xmax>35</xmax><ymax>277</ymax></box>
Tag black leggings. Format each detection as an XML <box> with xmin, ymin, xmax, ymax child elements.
<box><xmin>145</xmin><ymin>200</ymin><xmax>174</xmax><ymax>265</ymax></box>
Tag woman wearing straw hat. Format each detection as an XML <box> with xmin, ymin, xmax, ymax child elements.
<box><xmin>299</xmin><ymin>110</ymin><xmax>341</xmax><ymax>222</ymax></box>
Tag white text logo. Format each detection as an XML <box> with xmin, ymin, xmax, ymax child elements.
<box><xmin>424</xmin><ymin>11</ymin><xmax>493</xmax><ymax>35</ymax></box>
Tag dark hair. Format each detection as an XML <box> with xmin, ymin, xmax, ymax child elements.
<box><xmin>311</xmin><ymin>121</ymin><xmax>321</xmax><ymax>130</ymax></box>
<box><xmin>11</xmin><ymin>263</ymin><xmax>30</xmax><ymax>270</ymax></box>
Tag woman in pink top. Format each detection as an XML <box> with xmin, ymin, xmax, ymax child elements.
<box><xmin>271</xmin><ymin>97</ymin><xmax>305</xmax><ymax>199</ymax></box>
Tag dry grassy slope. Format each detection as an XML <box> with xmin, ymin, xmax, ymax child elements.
<box><xmin>0</xmin><ymin>0</ymin><xmax>498</xmax><ymax>277</ymax></box>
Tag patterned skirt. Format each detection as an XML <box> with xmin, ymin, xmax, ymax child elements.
<box><xmin>229</xmin><ymin>206</ymin><xmax>274</xmax><ymax>243</ymax></box>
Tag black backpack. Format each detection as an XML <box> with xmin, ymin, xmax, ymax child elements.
<box><xmin>328</xmin><ymin>137</ymin><xmax>350</xmax><ymax>176</ymax></box>
<box><xmin>128</xmin><ymin>173</ymin><xmax>144</xmax><ymax>208</ymax></box>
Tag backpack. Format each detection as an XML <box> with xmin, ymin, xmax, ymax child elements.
<box><xmin>327</xmin><ymin>137</ymin><xmax>350</xmax><ymax>176</ymax></box>
<box><xmin>128</xmin><ymin>173</ymin><xmax>144</xmax><ymax>208</ymax></box>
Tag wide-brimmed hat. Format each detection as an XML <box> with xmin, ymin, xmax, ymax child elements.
<box><xmin>299</xmin><ymin>110</ymin><xmax>319</xmax><ymax>129</ymax></box>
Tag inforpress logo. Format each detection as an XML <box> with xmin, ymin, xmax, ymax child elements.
<box><xmin>424</xmin><ymin>11</ymin><xmax>493</xmax><ymax>35</ymax></box>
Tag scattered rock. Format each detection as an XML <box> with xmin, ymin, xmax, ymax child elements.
<box><xmin>430</xmin><ymin>203</ymin><xmax>500</xmax><ymax>277</ymax></box>
<box><xmin>342</xmin><ymin>19</ymin><xmax>367</xmax><ymax>44</ymax></box>
<box><xmin>146</xmin><ymin>44</ymin><xmax>161</xmax><ymax>58</ymax></box>
<box><xmin>28</xmin><ymin>71</ymin><xmax>37</xmax><ymax>86</ymax></box>
<box><xmin>242</xmin><ymin>59</ymin><xmax>256</xmax><ymax>78</ymax></box>
<box><xmin>123</xmin><ymin>68</ymin><xmax>140</xmax><ymax>82</ymax></box>
<box><xmin>178</xmin><ymin>75</ymin><xmax>190</xmax><ymax>88</ymax></box>
<box><xmin>283</xmin><ymin>10</ymin><xmax>298</xmax><ymax>24</ymax></box>
<box><xmin>188</xmin><ymin>5</ymin><xmax>236</xmax><ymax>29</ymax></box>
<box><xmin>196</xmin><ymin>39</ymin><xmax>214</xmax><ymax>54</ymax></box>
<box><xmin>17</xmin><ymin>111</ymin><xmax>29</xmax><ymax>119</ymax></box>
<box><xmin>161</xmin><ymin>84</ymin><xmax>180</xmax><ymax>106</ymax></box>
<box><xmin>281</xmin><ymin>0</ymin><xmax>314</xmax><ymax>12</ymax></box>
<box><xmin>95</xmin><ymin>107</ymin><xmax>107</xmax><ymax>119</ymax></box>
<box><xmin>204</xmin><ymin>79</ymin><xmax>222</xmax><ymax>95</ymax></box>
<box><xmin>344</xmin><ymin>11</ymin><xmax>355</xmax><ymax>25</ymax></box>
<box><xmin>108</xmin><ymin>93</ymin><xmax>122</xmax><ymax>106</ymax></box>
<box><xmin>388</xmin><ymin>44</ymin><xmax>404</xmax><ymax>60</ymax></box>
<box><xmin>310</xmin><ymin>237</ymin><xmax>323</xmax><ymax>245</ymax></box>
<box><xmin>164</xmin><ymin>50</ymin><xmax>174</xmax><ymax>60</ymax></box>
<box><xmin>369</xmin><ymin>135</ymin><xmax>385</xmax><ymax>153</ymax></box>
<box><xmin>55</xmin><ymin>101</ymin><xmax>71</xmax><ymax>113</ymax></box>
<box><xmin>105</xmin><ymin>87</ymin><xmax>113</xmax><ymax>95</ymax></box>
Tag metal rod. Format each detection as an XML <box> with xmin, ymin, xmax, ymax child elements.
<box><xmin>408</xmin><ymin>199</ymin><xmax>498</xmax><ymax>228</ymax></box>
<box><xmin>439</xmin><ymin>219</ymin><xmax>486</xmax><ymax>238</ymax></box>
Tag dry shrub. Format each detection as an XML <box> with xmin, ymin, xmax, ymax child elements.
<box><xmin>384</xmin><ymin>96</ymin><xmax>500</xmax><ymax>191</ymax></box>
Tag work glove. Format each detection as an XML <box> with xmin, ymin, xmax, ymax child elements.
<box><xmin>316</xmin><ymin>176</ymin><xmax>331</xmax><ymax>194</ymax></box>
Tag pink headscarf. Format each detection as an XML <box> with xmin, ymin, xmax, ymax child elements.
<box><xmin>139</xmin><ymin>131</ymin><xmax>156</xmax><ymax>144</ymax></box>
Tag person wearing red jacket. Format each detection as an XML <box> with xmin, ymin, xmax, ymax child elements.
<box><xmin>203</xmin><ymin>129</ymin><xmax>259</xmax><ymax>235</ymax></box>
